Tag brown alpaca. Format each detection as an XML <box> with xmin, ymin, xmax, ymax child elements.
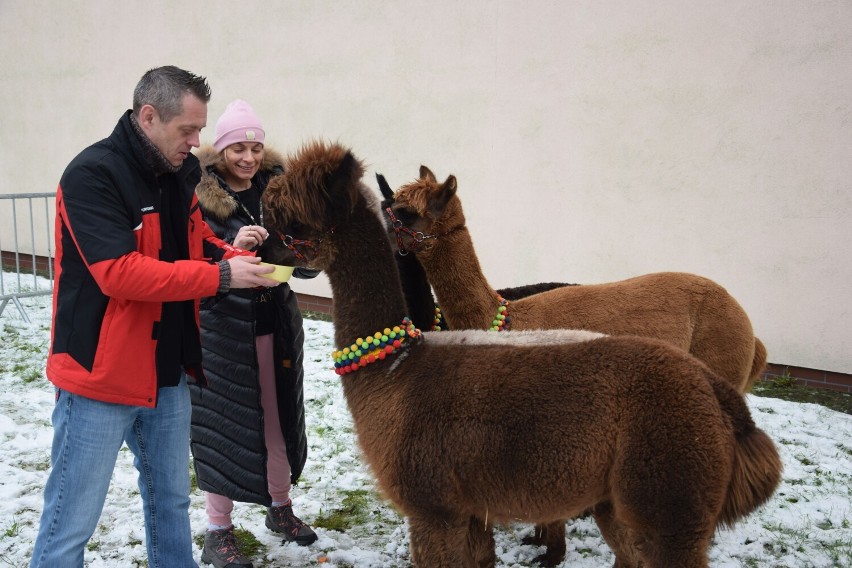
<box><xmin>388</xmin><ymin>166</ymin><xmax>767</xmax><ymax>393</ymax></box>
<box><xmin>260</xmin><ymin>140</ymin><xmax>782</xmax><ymax>568</ymax></box>
<box><xmin>386</xmin><ymin>167</ymin><xmax>770</xmax><ymax>564</ymax></box>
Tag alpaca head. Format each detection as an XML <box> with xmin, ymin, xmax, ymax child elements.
<box><xmin>383</xmin><ymin>166</ymin><xmax>464</xmax><ymax>254</ymax></box>
<box><xmin>260</xmin><ymin>139</ymin><xmax>366</xmax><ymax>270</ymax></box>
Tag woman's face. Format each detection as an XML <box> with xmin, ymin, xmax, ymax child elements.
<box><xmin>222</xmin><ymin>142</ymin><xmax>264</xmax><ymax>189</ymax></box>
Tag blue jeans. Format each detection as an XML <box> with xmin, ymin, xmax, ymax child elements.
<box><xmin>30</xmin><ymin>375</ymin><xmax>197</xmax><ymax>568</ymax></box>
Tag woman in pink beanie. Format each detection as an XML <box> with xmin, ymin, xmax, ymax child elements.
<box><xmin>191</xmin><ymin>99</ymin><xmax>319</xmax><ymax>568</ymax></box>
<box><xmin>212</xmin><ymin>99</ymin><xmax>266</xmax><ymax>153</ymax></box>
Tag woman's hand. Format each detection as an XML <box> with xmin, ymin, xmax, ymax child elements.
<box><xmin>233</xmin><ymin>225</ymin><xmax>269</xmax><ymax>249</ymax></box>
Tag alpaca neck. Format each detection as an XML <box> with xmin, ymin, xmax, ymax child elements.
<box><xmin>417</xmin><ymin>228</ymin><xmax>501</xmax><ymax>330</ymax></box>
<box><xmin>326</xmin><ymin>204</ymin><xmax>410</xmax><ymax>349</ymax></box>
<box><xmin>394</xmin><ymin>252</ymin><xmax>439</xmax><ymax>331</ymax></box>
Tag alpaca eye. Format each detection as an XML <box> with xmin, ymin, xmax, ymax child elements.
<box><xmin>394</xmin><ymin>207</ymin><xmax>418</xmax><ymax>225</ymax></box>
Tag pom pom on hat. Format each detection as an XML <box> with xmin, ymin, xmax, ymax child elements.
<box><xmin>213</xmin><ymin>99</ymin><xmax>265</xmax><ymax>152</ymax></box>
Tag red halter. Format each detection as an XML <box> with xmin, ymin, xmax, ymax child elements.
<box><xmin>385</xmin><ymin>207</ymin><xmax>441</xmax><ymax>256</ymax></box>
<box><xmin>274</xmin><ymin>230</ymin><xmax>329</xmax><ymax>263</ymax></box>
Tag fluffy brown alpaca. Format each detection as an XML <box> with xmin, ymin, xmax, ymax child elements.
<box><xmin>259</xmin><ymin>140</ymin><xmax>782</xmax><ymax>568</ymax></box>
<box><xmin>386</xmin><ymin>167</ymin><xmax>770</xmax><ymax>564</ymax></box>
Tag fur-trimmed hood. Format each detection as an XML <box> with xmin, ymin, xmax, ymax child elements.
<box><xmin>194</xmin><ymin>144</ymin><xmax>286</xmax><ymax>222</ymax></box>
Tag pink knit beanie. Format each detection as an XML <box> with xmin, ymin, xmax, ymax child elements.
<box><xmin>213</xmin><ymin>99</ymin><xmax>266</xmax><ymax>152</ymax></box>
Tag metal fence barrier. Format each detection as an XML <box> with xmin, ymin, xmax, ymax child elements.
<box><xmin>0</xmin><ymin>193</ymin><xmax>55</xmax><ymax>323</ymax></box>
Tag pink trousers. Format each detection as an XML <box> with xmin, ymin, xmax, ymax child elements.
<box><xmin>205</xmin><ymin>334</ymin><xmax>292</xmax><ymax>526</ymax></box>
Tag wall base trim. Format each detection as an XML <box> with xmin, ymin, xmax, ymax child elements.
<box><xmin>761</xmin><ymin>362</ymin><xmax>852</xmax><ymax>394</ymax></box>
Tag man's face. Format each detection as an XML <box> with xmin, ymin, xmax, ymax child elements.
<box><xmin>145</xmin><ymin>94</ymin><xmax>207</xmax><ymax>167</ymax></box>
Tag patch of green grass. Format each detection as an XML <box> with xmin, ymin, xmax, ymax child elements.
<box><xmin>828</xmin><ymin>542</ymin><xmax>852</xmax><ymax>567</ymax></box>
<box><xmin>751</xmin><ymin>375</ymin><xmax>852</xmax><ymax>415</ymax></box>
<box><xmin>3</xmin><ymin>518</ymin><xmax>20</xmax><ymax>538</ymax></box>
<box><xmin>193</xmin><ymin>526</ymin><xmax>266</xmax><ymax>560</ymax></box>
<box><xmin>762</xmin><ymin>521</ymin><xmax>810</xmax><ymax>556</ymax></box>
<box><xmin>2</xmin><ymin>323</ymin><xmax>49</xmax><ymax>385</ymax></box>
<box><xmin>11</xmin><ymin>364</ymin><xmax>43</xmax><ymax>383</ymax></box>
<box><xmin>772</xmin><ymin>372</ymin><xmax>798</xmax><ymax>388</ymax></box>
<box><xmin>231</xmin><ymin>527</ymin><xmax>264</xmax><ymax>559</ymax></box>
<box><xmin>0</xmin><ymin>264</ymin><xmax>53</xmax><ymax>281</ymax></box>
<box><xmin>794</xmin><ymin>454</ymin><xmax>816</xmax><ymax>466</ymax></box>
<box><xmin>760</xmin><ymin>517</ymin><xmax>852</xmax><ymax>564</ymax></box>
<box><xmin>3</xmin><ymin>327</ymin><xmax>45</xmax><ymax>355</ymax></box>
<box><xmin>313</xmin><ymin>489</ymin><xmax>376</xmax><ymax>532</ymax></box>
<box><xmin>17</xmin><ymin>456</ymin><xmax>51</xmax><ymax>472</ymax></box>
<box><xmin>302</xmin><ymin>309</ymin><xmax>332</xmax><ymax>322</ymax></box>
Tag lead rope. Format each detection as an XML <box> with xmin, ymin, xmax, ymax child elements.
<box><xmin>234</xmin><ymin>194</ymin><xmax>262</xmax><ymax>228</ymax></box>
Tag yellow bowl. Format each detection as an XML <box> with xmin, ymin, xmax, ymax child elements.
<box><xmin>258</xmin><ymin>262</ymin><xmax>294</xmax><ymax>283</ymax></box>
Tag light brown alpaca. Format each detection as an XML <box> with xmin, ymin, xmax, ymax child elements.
<box><xmin>259</xmin><ymin>140</ymin><xmax>781</xmax><ymax>568</ymax></box>
<box><xmin>388</xmin><ymin>166</ymin><xmax>767</xmax><ymax>394</ymax></box>
<box><xmin>386</xmin><ymin>167</ymin><xmax>770</xmax><ymax>564</ymax></box>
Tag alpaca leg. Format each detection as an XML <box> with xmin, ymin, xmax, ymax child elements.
<box><xmin>591</xmin><ymin>502</ymin><xmax>642</xmax><ymax>568</ymax></box>
<box><xmin>594</xmin><ymin>502</ymin><xmax>711</xmax><ymax>568</ymax></box>
<box><xmin>520</xmin><ymin>521</ymin><xmax>566</xmax><ymax>567</ymax></box>
<box><xmin>638</xmin><ymin>532</ymin><xmax>711</xmax><ymax>568</ymax></box>
<box><xmin>521</xmin><ymin>523</ymin><xmax>547</xmax><ymax>546</ymax></box>
<box><xmin>408</xmin><ymin>514</ymin><xmax>477</xmax><ymax>567</ymax></box>
<box><xmin>466</xmin><ymin>516</ymin><xmax>496</xmax><ymax>568</ymax></box>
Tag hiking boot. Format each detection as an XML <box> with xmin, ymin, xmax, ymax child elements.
<box><xmin>200</xmin><ymin>527</ymin><xmax>253</xmax><ymax>568</ymax></box>
<box><xmin>265</xmin><ymin>503</ymin><xmax>318</xmax><ymax>545</ymax></box>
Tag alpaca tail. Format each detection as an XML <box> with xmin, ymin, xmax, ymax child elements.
<box><xmin>710</xmin><ymin>375</ymin><xmax>783</xmax><ymax>528</ymax></box>
<box><xmin>743</xmin><ymin>337</ymin><xmax>768</xmax><ymax>392</ymax></box>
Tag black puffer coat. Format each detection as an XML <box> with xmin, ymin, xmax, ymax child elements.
<box><xmin>190</xmin><ymin>146</ymin><xmax>315</xmax><ymax>505</ymax></box>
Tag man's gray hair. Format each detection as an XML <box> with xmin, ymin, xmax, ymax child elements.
<box><xmin>132</xmin><ymin>66</ymin><xmax>211</xmax><ymax>123</ymax></box>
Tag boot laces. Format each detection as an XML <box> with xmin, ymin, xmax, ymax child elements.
<box><xmin>214</xmin><ymin>530</ymin><xmax>242</xmax><ymax>561</ymax></box>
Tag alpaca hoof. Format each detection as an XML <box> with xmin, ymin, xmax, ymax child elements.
<box><xmin>532</xmin><ymin>551</ymin><xmax>565</xmax><ymax>567</ymax></box>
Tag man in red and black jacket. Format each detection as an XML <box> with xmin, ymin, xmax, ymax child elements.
<box><xmin>31</xmin><ymin>66</ymin><xmax>278</xmax><ymax>568</ymax></box>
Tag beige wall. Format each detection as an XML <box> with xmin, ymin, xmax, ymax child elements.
<box><xmin>1</xmin><ymin>1</ymin><xmax>849</xmax><ymax>372</ymax></box>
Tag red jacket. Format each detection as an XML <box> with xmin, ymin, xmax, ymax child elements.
<box><xmin>47</xmin><ymin>112</ymin><xmax>246</xmax><ymax>407</ymax></box>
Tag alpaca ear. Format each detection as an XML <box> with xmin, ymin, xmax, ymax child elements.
<box><xmin>327</xmin><ymin>150</ymin><xmax>361</xmax><ymax>216</ymax></box>
<box><xmin>430</xmin><ymin>174</ymin><xmax>457</xmax><ymax>218</ymax></box>
<box><xmin>376</xmin><ymin>173</ymin><xmax>394</xmax><ymax>201</ymax></box>
<box><xmin>444</xmin><ymin>175</ymin><xmax>457</xmax><ymax>194</ymax></box>
<box><xmin>419</xmin><ymin>165</ymin><xmax>437</xmax><ymax>183</ymax></box>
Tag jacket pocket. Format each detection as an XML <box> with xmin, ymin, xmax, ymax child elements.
<box><xmin>135</xmin><ymin>213</ymin><xmax>162</xmax><ymax>258</ymax></box>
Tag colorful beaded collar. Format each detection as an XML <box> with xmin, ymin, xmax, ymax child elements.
<box><xmin>429</xmin><ymin>296</ymin><xmax>510</xmax><ymax>332</ymax></box>
<box><xmin>431</xmin><ymin>306</ymin><xmax>444</xmax><ymax>331</ymax></box>
<box><xmin>490</xmin><ymin>295</ymin><xmax>510</xmax><ymax>331</ymax></box>
<box><xmin>332</xmin><ymin>317</ymin><xmax>423</xmax><ymax>375</ymax></box>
